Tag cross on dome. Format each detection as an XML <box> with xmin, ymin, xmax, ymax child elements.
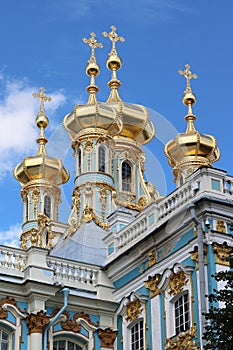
<box><xmin>33</xmin><ymin>87</ymin><xmax>51</xmax><ymax>116</ymax></box>
<box><xmin>178</xmin><ymin>64</ymin><xmax>197</xmax><ymax>92</ymax></box>
<box><xmin>83</xmin><ymin>32</ymin><xmax>103</xmax><ymax>61</ymax></box>
<box><xmin>102</xmin><ymin>25</ymin><xmax>125</xmax><ymax>55</ymax></box>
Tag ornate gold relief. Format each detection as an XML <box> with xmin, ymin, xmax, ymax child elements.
<box><xmin>148</xmin><ymin>251</ymin><xmax>157</xmax><ymax>267</ymax></box>
<box><xmin>26</xmin><ymin>311</ymin><xmax>50</xmax><ymax>334</ymax></box>
<box><xmin>99</xmin><ymin>185</ymin><xmax>107</xmax><ymax>220</ymax></box>
<box><xmin>145</xmin><ymin>274</ymin><xmax>161</xmax><ymax>298</ymax></box>
<box><xmin>72</xmin><ymin>189</ymin><xmax>81</xmax><ymax>217</ymax></box>
<box><xmin>114</xmin><ymin>195</ymin><xmax>148</xmax><ymax>212</ymax></box>
<box><xmin>32</xmin><ymin>188</ymin><xmax>40</xmax><ymax>218</ymax></box>
<box><xmin>168</xmin><ymin>271</ymin><xmax>188</xmax><ymax>296</ymax></box>
<box><xmin>212</xmin><ymin>242</ymin><xmax>233</xmax><ymax>266</ymax></box>
<box><xmin>84</xmin><ymin>139</ymin><xmax>94</xmax><ymax>154</ymax></box>
<box><xmin>126</xmin><ymin>298</ymin><xmax>143</xmax><ymax>321</ymax></box>
<box><xmin>190</xmin><ymin>245</ymin><xmax>207</xmax><ymax>269</ymax></box>
<box><xmin>97</xmin><ymin>328</ymin><xmax>118</xmax><ymax>349</ymax></box>
<box><xmin>216</xmin><ymin>219</ymin><xmax>226</xmax><ymax>233</ymax></box>
<box><xmin>165</xmin><ymin>326</ymin><xmax>198</xmax><ymax>350</ymax></box>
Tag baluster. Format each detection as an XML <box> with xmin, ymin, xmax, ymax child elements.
<box><xmin>7</xmin><ymin>252</ymin><xmax>13</xmax><ymax>269</ymax></box>
<box><xmin>1</xmin><ymin>251</ymin><xmax>6</xmax><ymax>268</ymax></box>
<box><xmin>80</xmin><ymin>267</ymin><xmax>85</xmax><ymax>283</ymax></box>
<box><xmin>12</xmin><ymin>253</ymin><xmax>17</xmax><ymax>270</ymax></box>
<box><xmin>67</xmin><ymin>265</ymin><xmax>73</xmax><ymax>281</ymax></box>
<box><xmin>73</xmin><ymin>266</ymin><xmax>78</xmax><ymax>282</ymax></box>
<box><xmin>86</xmin><ymin>269</ymin><xmax>91</xmax><ymax>284</ymax></box>
<box><xmin>92</xmin><ymin>270</ymin><xmax>97</xmax><ymax>285</ymax></box>
<box><xmin>61</xmin><ymin>263</ymin><xmax>66</xmax><ymax>280</ymax></box>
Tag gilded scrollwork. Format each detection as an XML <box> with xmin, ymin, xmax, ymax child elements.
<box><xmin>126</xmin><ymin>298</ymin><xmax>143</xmax><ymax>322</ymax></box>
<box><xmin>165</xmin><ymin>326</ymin><xmax>198</xmax><ymax>350</ymax></box>
<box><xmin>190</xmin><ymin>245</ymin><xmax>207</xmax><ymax>269</ymax></box>
<box><xmin>168</xmin><ymin>271</ymin><xmax>188</xmax><ymax>296</ymax></box>
<box><xmin>32</xmin><ymin>188</ymin><xmax>40</xmax><ymax>218</ymax></box>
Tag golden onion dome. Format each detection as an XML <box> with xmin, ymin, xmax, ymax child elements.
<box><xmin>64</xmin><ymin>27</ymin><xmax>155</xmax><ymax>145</ymax></box>
<box><xmin>164</xmin><ymin>64</ymin><xmax>220</xmax><ymax>182</ymax></box>
<box><xmin>14</xmin><ymin>87</ymin><xmax>70</xmax><ymax>186</ymax></box>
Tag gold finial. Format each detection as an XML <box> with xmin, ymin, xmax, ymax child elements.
<box><xmin>102</xmin><ymin>25</ymin><xmax>125</xmax><ymax>55</ymax></box>
<box><xmin>33</xmin><ymin>87</ymin><xmax>51</xmax><ymax>155</ymax></box>
<box><xmin>179</xmin><ymin>64</ymin><xmax>198</xmax><ymax>132</ymax></box>
<box><xmin>102</xmin><ymin>26</ymin><xmax>125</xmax><ymax>103</ymax></box>
<box><xmin>83</xmin><ymin>32</ymin><xmax>103</xmax><ymax>105</ymax></box>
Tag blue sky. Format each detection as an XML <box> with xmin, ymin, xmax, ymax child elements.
<box><xmin>0</xmin><ymin>0</ymin><xmax>232</xmax><ymax>246</ymax></box>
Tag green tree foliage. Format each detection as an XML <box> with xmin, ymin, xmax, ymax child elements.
<box><xmin>203</xmin><ymin>258</ymin><xmax>233</xmax><ymax>349</ymax></box>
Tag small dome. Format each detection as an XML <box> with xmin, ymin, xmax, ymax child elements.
<box><xmin>14</xmin><ymin>154</ymin><xmax>69</xmax><ymax>186</ymax></box>
<box><xmin>63</xmin><ymin>101</ymin><xmax>155</xmax><ymax>145</ymax></box>
<box><xmin>165</xmin><ymin>125</ymin><xmax>220</xmax><ymax>179</ymax></box>
<box><xmin>107</xmin><ymin>102</ymin><xmax>155</xmax><ymax>145</ymax></box>
<box><xmin>63</xmin><ymin>102</ymin><xmax>122</xmax><ymax>140</ymax></box>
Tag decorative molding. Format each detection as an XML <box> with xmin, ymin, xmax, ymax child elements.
<box><xmin>212</xmin><ymin>242</ymin><xmax>233</xmax><ymax>266</ymax></box>
<box><xmin>26</xmin><ymin>310</ymin><xmax>50</xmax><ymax>334</ymax></box>
<box><xmin>97</xmin><ymin>328</ymin><xmax>118</xmax><ymax>349</ymax></box>
<box><xmin>165</xmin><ymin>326</ymin><xmax>198</xmax><ymax>349</ymax></box>
<box><xmin>216</xmin><ymin>219</ymin><xmax>226</xmax><ymax>233</ymax></box>
<box><xmin>0</xmin><ymin>297</ymin><xmax>24</xmax><ymax>319</ymax></box>
<box><xmin>145</xmin><ymin>274</ymin><xmax>161</xmax><ymax>298</ymax></box>
<box><xmin>168</xmin><ymin>271</ymin><xmax>188</xmax><ymax>296</ymax></box>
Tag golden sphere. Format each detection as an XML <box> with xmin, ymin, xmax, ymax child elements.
<box><xmin>182</xmin><ymin>92</ymin><xmax>196</xmax><ymax>106</ymax></box>
<box><xmin>106</xmin><ymin>54</ymin><xmax>122</xmax><ymax>71</ymax></box>
<box><xmin>86</xmin><ymin>62</ymin><xmax>100</xmax><ymax>77</ymax></box>
<box><xmin>36</xmin><ymin>115</ymin><xmax>49</xmax><ymax>129</ymax></box>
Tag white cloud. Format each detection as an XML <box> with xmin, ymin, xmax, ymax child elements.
<box><xmin>0</xmin><ymin>223</ymin><xmax>21</xmax><ymax>247</ymax></box>
<box><xmin>0</xmin><ymin>76</ymin><xmax>66</xmax><ymax>179</ymax></box>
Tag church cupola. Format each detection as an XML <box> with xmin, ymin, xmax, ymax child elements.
<box><xmin>63</xmin><ymin>27</ymin><xmax>160</xmax><ymax>235</ymax></box>
<box><xmin>164</xmin><ymin>64</ymin><xmax>220</xmax><ymax>187</ymax></box>
<box><xmin>14</xmin><ymin>87</ymin><xmax>69</xmax><ymax>249</ymax></box>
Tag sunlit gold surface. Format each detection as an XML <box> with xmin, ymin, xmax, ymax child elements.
<box><xmin>14</xmin><ymin>87</ymin><xmax>69</xmax><ymax>185</ymax></box>
<box><xmin>165</xmin><ymin>64</ymin><xmax>220</xmax><ymax>182</ymax></box>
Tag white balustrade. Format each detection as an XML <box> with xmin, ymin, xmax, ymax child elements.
<box><xmin>47</xmin><ymin>257</ymin><xmax>99</xmax><ymax>288</ymax></box>
<box><xmin>0</xmin><ymin>246</ymin><xmax>26</xmax><ymax>276</ymax></box>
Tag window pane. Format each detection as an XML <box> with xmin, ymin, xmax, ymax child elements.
<box><xmin>98</xmin><ymin>147</ymin><xmax>105</xmax><ymax>172</ymax></box>
<box><xmin>44</xmin><ymin>196</ymin><xmax>51</xmax><ymax>218</ymax></box>
<box><xmin>131</xmin><ymin>320</ymin><xmax>144</xmax><ymax>350</ymax></box>
<box><xmin>122</xmin><ymin>161</ymin><xmax>131</xmax><ymax>192</ymax></box>
<box><xmin>174</xmin><ymin>293</ymin><xmax>190</xmax><ymax>335</ymax></box>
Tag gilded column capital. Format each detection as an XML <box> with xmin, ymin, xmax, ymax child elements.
<box><xmin>145</xmin><ymin>274</ymin><xmax>161</xmax><ymax>298</ymax></box>
<box><xmin>212</xmin><ymin>242</ymin><xmax>233</xmax><ymax>266</ymax></box>
<box><xmin>190</xmin><ymin>244</ymin><xmax>207</xmax><ymax>269</ymax></box>
<box><xmin>26</xmin><ymin>310</ymin><xmax>50</xmax><ymax>334</ymax></box>
<box><xmin>97</xmin><ymin>328</ymin><xmax>118</xmax><ymax>349</ymax></box>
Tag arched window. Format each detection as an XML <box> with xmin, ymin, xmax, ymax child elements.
<box><xmin>53</xmin><ymin>340</ymin><xmax>83</xmax><ymax>350</ymax></box>
<box><xmin>0</xmin><ymin>329</ymin><xmax>9</xmax><ymax>350</ymax></box>
<box><xmin>77</xmin><ymin>148</ymin><xmax>82</xmax><ymax>174</ymax></box>
<box><xmin>44</xmin><ymin>195</ymin><xmax>51</xmax><ymax>218</ymax></box>
<box><xmin>122</xmin><ymin>161</ymin><xmax>132</xmax><ymax>192</ymax></box>
<box><xmin>98</xmin><ymin>146</ymin><xmax>105</xmax><ymax>172</ymax></box>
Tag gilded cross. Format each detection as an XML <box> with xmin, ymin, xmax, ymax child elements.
<box><xmin>178</xmin><ymin>64</ymin><xmax>198</xmax><ymax>91</ymax></box>
<box><xmin>33</xmin><ymin>87</ymin><xmax>51</xmax><ymax>114</ymax></box>
<box><xmin>83</xmin><ymin>32</ymin><xmax>103</xmax><ymax>61</ymax></box>
<box><xmin>102</xmin><ymin>25</ymin><xmax>125</xmax><ymax>54</ymax></box>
